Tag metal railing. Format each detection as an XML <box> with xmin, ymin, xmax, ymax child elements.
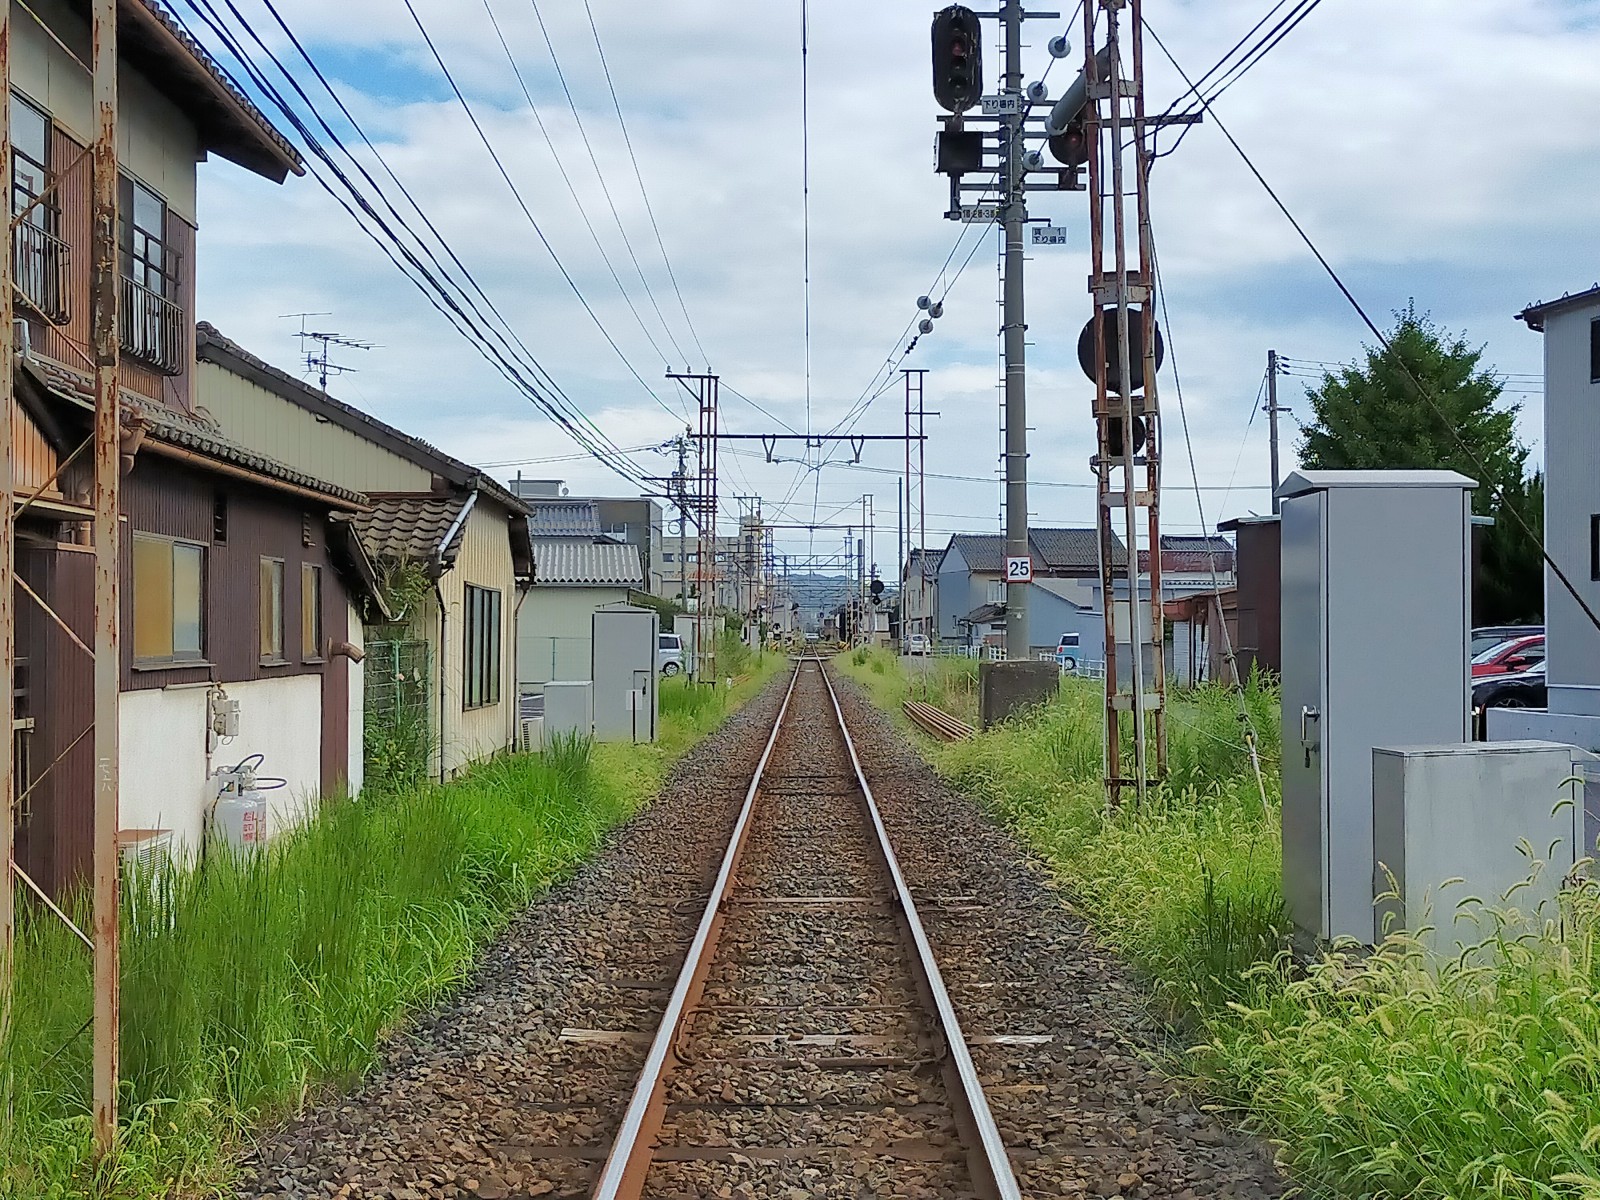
<box><xmin>13</xmin><ymin>221</ymin><xmax>70</xmax><ymax>325</ymax></box>
<box><xmin>120</xmin><ymin>274</ymin><xmax>186</xmax><ymax>375</ymax></box>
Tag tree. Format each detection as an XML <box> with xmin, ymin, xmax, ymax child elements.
<box><xmin>1295</xmin><ymin>304</ymin><xmax>1542</xmax><ymax>621</ymax></box>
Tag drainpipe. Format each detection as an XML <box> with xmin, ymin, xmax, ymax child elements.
<box><xmin>512</xmin><ymin>585</ymin><xmax>530</xmax><ymax>753</ymax></box>
<box><xmin>434</xmin><ymin>578</ymin><xmax>447</xmax><ymax>784</ymax></box>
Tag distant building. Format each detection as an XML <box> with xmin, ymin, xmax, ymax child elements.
<box><xmin>936</xmin><ymin>528</ymin><xmax>1120</xmax><ymax>656</ymax></box>
<box><xmin>510</xmin><ymin>479</ymin><xmax>665</xmax><ymax>596</ymax></box>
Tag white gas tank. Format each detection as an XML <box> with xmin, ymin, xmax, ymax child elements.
<box><xmin>209</xmin><ymin>755</ymin><xmax>281</xmax><ymax>852</ymax></box>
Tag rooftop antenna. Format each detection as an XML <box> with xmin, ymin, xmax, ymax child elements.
<box><xmin>280</xmin><ymin>312</ymin><xmax>374</xmax><ymax>391</ymax></box>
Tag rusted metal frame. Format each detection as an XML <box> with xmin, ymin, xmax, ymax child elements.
<box><xmin>14</xmin><ymin>721</ymin><xmax>91</xmax><ymax>820</ymax></box>
<box><xmin>1084</xmin><ymin>2</ymin><xmax>1122</xmax><ymax>807</ymax></box>
<box><xmin>820</xmin><ymin>662</ymin><xmax>1020</xmax><ymax>1200</ymax></box>
<box><xmin>9</xmin><ymin>144</ymin><xmax>92</xmax><ymax>234</ymax></box>
<box><xmin>14</xmin><ymin>433</ymin><xmax>91</xmax><ymax>522</ymax></box>
<box><xmin>0</xmin><ymin>0</ymin><xmax>15</xmax><ymax>1095</ymax></box>
<box><xmin>17</xmin><ymin>576</ymin><xmax>91</xmax><ymax>658</ymax></box>
<box><xmin>592</xmin><ymin>661</ymin><xmax>803</xmax><ymax>1200</ymax></box>
<box><xmin>1105</xmin><ymin>1</ymin><xmax>1149</xmax><ymax>808</ymax></box>
<box><xmin>90</xmin><ymin>0</ymin><xmax>121</xmax><ymax>1155</ymax></box>
<box><xmin>12</xmin><ymin>861</ymin><xmax>92</xmax><ymax>949</ymax></box>
<box><xmin>1130</xmin><ymin>0</ymin><xmax>1167</xmax><ymax>779</ymax></box>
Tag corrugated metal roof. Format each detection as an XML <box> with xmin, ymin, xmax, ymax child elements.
<box><xmin>1161</xmin><ymin>535</ymin><xmax>1234</xmax><ymax>554</ymax></box>
<box><xmin>1517</xmin><ymin>285</ymin><xmax>1600</xmax><ymax>331</ymax></box>
<box><xmin>532</xmin><ymin>539</ymin><xmax>644</xmax><ymax>587</ymax></box>
<box><xmin>354</xmin><ymin>494</ymin><xmax>473</xmax><ymax>568</ymax></box>
<box><xmin>526</xmin><ymin>499</ymin><xmax>602</xmax><ymax>538</ymax></box>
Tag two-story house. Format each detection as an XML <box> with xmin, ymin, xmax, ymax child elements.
<box><xmin>9</xmin><ymin>0</ymin><xmax>389</xmax><ymax>894</ymax></box>
<box><xmin>195</xmin><ymin>324</ymin><xmax>533</xmax><ymax>782</ymax></box>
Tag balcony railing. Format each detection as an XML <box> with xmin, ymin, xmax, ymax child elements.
<box><xmin>13</xmin><ymin>220</ymin><xmax>70</xmax><ymax>326</ymax></box>
<box><xmin>120</xmin><ymin>274</ymin><xmax>185</xmax><ymax>375</ymax></box>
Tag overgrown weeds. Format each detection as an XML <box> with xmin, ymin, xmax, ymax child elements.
<box><xmin>0</xmin><ymin>653</ymin><xmax>783</xmax><ymax>1199</ymax></box>
<box><xmin>839</xmin><ymin>648</ymin><xmax>1600</xmax><ymax>1199</ymax></box>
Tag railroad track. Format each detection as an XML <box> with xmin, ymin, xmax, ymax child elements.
<box><xmin>594</xmin><ymin>657</ymin><xmax>1019</xmax><ymax>1200</ymax></box>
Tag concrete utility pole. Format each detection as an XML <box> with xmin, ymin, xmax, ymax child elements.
<box><xmin>90</xmin><ymin>0</ymin><xmax>122</xmax><ymax>1153</ymax></box>
<box><xmin>1267</xmin><ymin>349</ymin><xmax>1282</xmax><ymax>514</ymax></box>
<box><xmin>667</xmin><ymin>372</ymin><xmax>719</xmax><ymax>683</ymax></box>
<box><xmin>1000</xmin><ymin>0</ymin><xmax>1030</xmax><ymax>659</ymax></box>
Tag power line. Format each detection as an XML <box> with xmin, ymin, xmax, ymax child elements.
<box><xmin>1145</xmin><ymin>20</ymin><xmax>1600</xmax><ymax>638</ymax></box>
<box><xmin>185</xmin><ymin>0</ymin><xmax>660</xmax><ymax>490</ymax></box>
<box><xmin>580</xmin><ymin>0</ymin><xmax>710</xmax><ymax>370</ymax></box>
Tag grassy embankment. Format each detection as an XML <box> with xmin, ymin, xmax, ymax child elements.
<box><xmin>1</xmin><ymin>639</ymin><xmax>781</xmax><ymax>1200</ymax></box>
<box><xmin>843</xmin><ymin>648</ymin><xmax>1600</xmax><ymax>1200</ymax></box>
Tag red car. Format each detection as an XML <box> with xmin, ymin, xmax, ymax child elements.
<box><xmin>1471</xmin><ymin>634</ymin><xmax>1545</xmax><ymax>679</ymax></box>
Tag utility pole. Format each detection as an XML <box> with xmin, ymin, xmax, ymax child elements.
<box><xmin>667</xmin><ymin>372</ymin><xmax>719</xmax><ymax>683</ymax></box>
<box><xmin>90</xmin><ymin>0</ymin><xmax>122</xmax><ymax>1153</ymax></box>
<box><xmin>0</xmin><ymin>0</ymin><xmax>15</xmax><ymax>1082</ymax></box>
<box><xmin>1000</xmin><ymin>0</ymin><xmax>1030</xmax><ymax>660</ymax></box>
<box><xmin>1266</xmin><ymin>349</ymin><xmax>1282</xmax><ymax>514</ymax></box>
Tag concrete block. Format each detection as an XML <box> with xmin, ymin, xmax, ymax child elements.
<box><xmin>979</xmin><ymin>660</ymin><xmax>1059</xmax><ymax>728</ymax></box>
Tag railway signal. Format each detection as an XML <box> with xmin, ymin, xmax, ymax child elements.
<box><xmin>931</xmin><ymin>6</ymin><xmax>983</xmax><ymax>114</ymax></box>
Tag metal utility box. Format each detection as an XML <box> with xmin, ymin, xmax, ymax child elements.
<box><xmin>543</xmin><ymin>681</ymin><xmax>593</xmax><ymax>741</ymax></box>
<box><xmin>1279</xmin><ymin>469</ymin><xmax>1474</xmax><ymax>944</ymax></box>
<box><xmin>1373</xmin><ymin>741</ymin><xmax>1590</xmax><ymax>959</ymax></box>
<box><xmin>592</xmin><ymin>606</ymin><xmax>658</xmax><ymax>744</ymax></box>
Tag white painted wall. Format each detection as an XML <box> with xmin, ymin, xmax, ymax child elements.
<box><xmin>120</xmin><ymin>676</ymin><xmax>324</xmax><ymax>859</ymax></box>
<box><xmin>347</xmin><ymin>604</ymin><xmax>365</xmax><ymax>796</ymax></box>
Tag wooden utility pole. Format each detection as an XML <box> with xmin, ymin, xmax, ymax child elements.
<box><xmin>90</xmin><ymin>0</ymin><xmax>122</xmax><ymax>1155</ymax></box>
<box><xmin>1267</xmin><ymin>349</ymin><xmax>1282</xmax><ymax>514</ymax></box>
<box><xmin>0</xmin><ymin>0</ymin><xmax>16</xmax><ymax>1084</ymax></box>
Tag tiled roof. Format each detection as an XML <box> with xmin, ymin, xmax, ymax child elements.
<box><xmin>532</xmin><ymin>539</ymin><xmax>644</xmax><ymax>587</ymax></box>
<box><xmin>354</xmin><ymin>494</ymin><xmax>473</xmax><ymax>568</ymax></box>
<box><xmin>1160</xmin><ymin>535</ymin><xmax>1234</xmax><ymax>554</ymax></box>
<box><xmin>526</xmin><ymin>499</ymin><xmax>602</xmax><ymax>538</ymax></box>
<box><xmin>22</xmin><ymin>355</ymin><xmax>366</xmax><ymax>507</ymax></box>
<box><xmin>946</xmin><ymin>528</ymin><xmax>1125</xmax><ymax>573</ymax></box>
<box><xmin>962</xmin><ymin>602</ymin><xmax>1006</xmax><ymax>625</ymax></box>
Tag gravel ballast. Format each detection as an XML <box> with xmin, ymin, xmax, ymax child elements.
<box><xmin>238</xmin><ymin>661</ymin><xmax>1286</xmax><ymax>1200</ymax></box>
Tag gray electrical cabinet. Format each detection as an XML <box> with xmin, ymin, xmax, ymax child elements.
<box><xmin>1279</xmin><ymin>469</ymin><xmax>1474</xmax><ymax>944</ymax></box>
<box><xmin>591</xmin><ymin>605</ymin><xmax>659</xmax><ymax>744</ymax></box>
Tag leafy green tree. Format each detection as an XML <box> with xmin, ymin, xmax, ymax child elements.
<box><xmin>1295</xmin><ymin>304</ymin><xmax>1542</xmax><ymax>621</ymax></box>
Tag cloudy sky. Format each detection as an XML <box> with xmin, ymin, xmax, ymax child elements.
<box><xmin>189</xmin><ymin>0</ymin><xmax>1600</xmax><ymax>573</ymax></box>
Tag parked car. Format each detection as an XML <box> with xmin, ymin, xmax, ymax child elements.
<box><xmin>1470</xmin><ymin>634</ymin><xmax>1545</xmax><ymax>679</ymax></box>
<box><xmin>904</xmin><ymin>633</ymin><xmax>930</xmax><ymax>656</ymax></box>
<box><xmin>1471</xmin><ymin>624</ymin><xmax>1544</xmax><ymax>658</ymax></box>
<box><xmin>658</xmin><ymin>632</ymin><xmax>684</xmax><ymax>676</ymax></box>
<box><xmin>1472</xmin><ymin>660</ymin><xmax>1547</xmax><ymax>712</ymax></box>
<box><xmin>1054</xmin><ymin>633</ymin><xmax>1081</xmax><ymax>672</ymax></box>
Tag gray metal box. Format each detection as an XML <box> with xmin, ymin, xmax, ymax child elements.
<box><xmin>543</xmin><ymin>681</ymin><xmax>593</xmax><ymax>742</ymax></box>
<box><xmin>591</xmin><ymin>606</ymin><xmax>658</xmax><ymax>744</ymax></box>
<box><xmin>1279</xmin><ymin>470</ymin><xmax>1474</xmax><ymax>944</ymax></box>
<box><xmin>1373</xmin><ymin>741</ymin><xmax>1589</xmax><ymax>959</ymax></box>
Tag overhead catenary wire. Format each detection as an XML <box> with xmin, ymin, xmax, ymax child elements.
<box><xmin>1145</xmin><ymin>20</ymin><xmax>1600</xmax><ymax>639</ymax></box>
<box><xmin>186</xmin><ymin>0</ymin><xmax>661</xmax><ymax>491</ymax></box>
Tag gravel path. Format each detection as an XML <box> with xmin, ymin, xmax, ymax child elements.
<box><xmin>238</xmin><ymin>662</ymin><xmax>1287</xmax><ymax>1200</ymax></box>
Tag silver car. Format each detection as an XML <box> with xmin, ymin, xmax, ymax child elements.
<box><xmin>658</xmin><ymin>632</ymin><xmax>684</xmax><ymax>676</ymax></box>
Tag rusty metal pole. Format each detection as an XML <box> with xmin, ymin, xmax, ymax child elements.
<box><xmin>0</xmin><ymin>0</ymin><xmax>16</xmax><ymax>1085</ymax></box>
<box><xmin>89</xmin><ymin>0</ymin><xmax>121</xmax><ymax>1156</ymax></box>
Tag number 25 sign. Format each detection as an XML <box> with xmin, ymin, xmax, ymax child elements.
<box><xmin>1005</xmin><ymin>555</ymin><xmax>1033</xmax><ymax>583</ymax></box>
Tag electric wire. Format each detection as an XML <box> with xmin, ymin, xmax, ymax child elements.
<box><xmin>523</xmin><ymin>0</ymin><xmax>692</xmax><ymax>369</ymax></box>
<box><xmin>183</xmin><ymin>0</ymin><xmax>659</xmax><ymax>491</ymax></box>
<box><xmin>1146</xmin><ymin>20</ymin><xmax>1600</xmax><ymax>638</ymax></box>
<box><xmin>481</xmin><ymin>0</ymin><xmax>684</xmax><ymax>402</ymax></box>
<box><xmin>580</xmin><ymin>0</ymin><xmax>710</xmax><ymax>370</ymax></box>
<box><xmin>397</xmin><ymin>0</ymin><xmax>682</xmax><ymax>423</ymax></box>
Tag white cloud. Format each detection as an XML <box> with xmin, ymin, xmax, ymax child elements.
<box><xmin>192</xmin><ymin>0</ymin><xmax>1598</xmax><ymax>563</ymax></box>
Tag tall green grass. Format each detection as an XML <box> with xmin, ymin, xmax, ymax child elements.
<box><xmin>840</xmin><ymin>648</ymin><xmax>1600</xmax><ymax>1198</ymax></box>
<box><xmin>0</xmin><ymin>657</ymin><xmax>782</xmax><ymax>1199</ymax></box>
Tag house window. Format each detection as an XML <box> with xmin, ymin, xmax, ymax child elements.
<box><xmin>119</xmin><ymin>176</ymin><xmax>183</xmax><ymax>374</ymax></box>
<box><xmin>302</xmin><ymin>563</ymin><xmax>323</xmax><ymax>660</ymax></box>
<box><xmin>259</xmin><ymin>557</ymin><xmax>285</xmax><ymax>663</ymax></box>
<box><xmin>11</xmin><ymin>95</ymin><xmax>66</xmax><ymax>324</ymax></box>
<box><xmin>986</xmin><ymin>579</ymin><xmax>1005</xmax><ymax>605</ymax></box>
<box><xmin>1592</xmin><ymin>514</ymin><xmax>1600</xmax><ymax>583</ymax></box>
<box><xmin>462</xmin><ymin>584</ymin><xmax>502</xmax><ymax>709</ymax></box>
<box><xmin>132</xmin><ymin>536</ymin><xmax>204</xmax><ymax>663</ymax></box>
<box><xmin>1591</xmin><ymin>318</ymin><xmax>1599</xmax><ymax>385</ymax></box>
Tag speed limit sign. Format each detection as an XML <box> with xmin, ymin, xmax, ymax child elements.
<box><xmin>1005</xmin><ymin>555</ymin><xmax>1033</xmax><ymax>583</ymax></box>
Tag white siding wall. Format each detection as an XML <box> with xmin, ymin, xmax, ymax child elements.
<box><xmin>120</xmin><ymin>676</ymin><xmax>323</xmax><ymax>859</ymax></box>
<box><xmin>1543</xmin><ymin>301</ymin><xmax>1600</xmax><ymax>715</ymax></box>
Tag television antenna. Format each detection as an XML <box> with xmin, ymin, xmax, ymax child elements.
<box><xmin>280</xmin><ymin>312</ymin><xmax>375</xmax><ymax>391</ymax></box>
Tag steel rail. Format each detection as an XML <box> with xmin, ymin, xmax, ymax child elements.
<box><xmin>819</xmin><ymin>661</ymin><xmax>1023</xmax><ymax>1200</ymax></box>
<box><xmin>591</xmin><ymin>659</ymin><xmax>804</xmax><ymax>1200</ymax></box>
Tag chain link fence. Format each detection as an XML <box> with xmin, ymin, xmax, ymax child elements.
<box><xmin>364</xmin><ymin>637</ymin><xmax>434</xmax><ymax>792</ymax></box>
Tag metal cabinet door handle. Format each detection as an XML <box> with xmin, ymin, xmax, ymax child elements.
<box><xmin>1300</xmin><ymin>706</ymin><xmax>1321</xmax><ymax>767</ymax></box>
